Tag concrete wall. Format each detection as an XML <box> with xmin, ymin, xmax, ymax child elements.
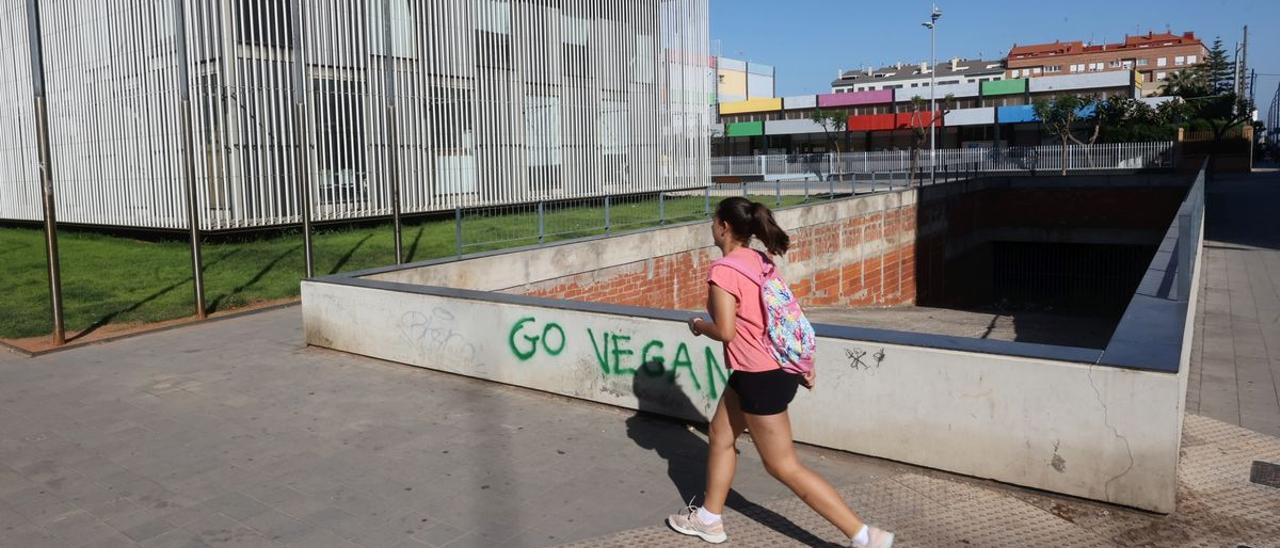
<box><xmin>302</xmin><ymin>279</ymin><xmax>1184</xmax><ymax>512</ymax></box>
<box><xmin>306</xmin><ymin>173</ymin><xmax>1204</xmax><ymax>514</ymax></box>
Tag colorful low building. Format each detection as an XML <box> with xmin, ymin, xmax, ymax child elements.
<box><xmin>713</xmin><ymin>70</ymin><xmax>1166</xmax><ymax>156</ymax></box>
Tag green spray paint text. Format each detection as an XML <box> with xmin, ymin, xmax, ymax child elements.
<box><xmin>506</xmin><ymin>317</ymin><xmax>728</xmax><ymax>400</ymax></box>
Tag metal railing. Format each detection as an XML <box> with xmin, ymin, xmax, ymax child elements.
<box><xmin>711</xmin><ymin>141</ymin><xmax>1176</xmax><ymax>179</ymax></box>
<box><xmin>453</xmin><ymin>168</ymin><xmax>987</xmax><ymax>254</ymax></box>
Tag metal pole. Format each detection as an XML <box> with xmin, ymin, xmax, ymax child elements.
<box><xmin>382</xmin><ymin>0</ymin><xmax>403</xmax><ymax>263</ymax></box>
<box><xmin>173</xmin><ymin>0</ymin><xmax>205</xmax><ymax>319</ymax></box>
<box><xmin>704</xmin><ymin>185</ymin><xmax>711</xmax><ymax>216</ymax></box>
<box><xmin>604</xmin><ymin>196</ymin><xmax>611</xmax><ymax>233</ymax></box>
<box><xmin>454</xmin><ymin>207</ymin><xmax>462</xmax><ymax>257</ymax></box>
<box><xmin>775</xmin><ymin>179</ymin><xmax>781</xmax><ymax>207</ymax></box>
<box><xmin>288</xmin><ymin>0</ymin><xmax>313</xmax><ymax>277</ymax></box>
<box><xmin>537</xmin><ymin>201</ymin><xmax>545</xmax><ymax>243</ymax></box>
<box><xmin>658</xmin><ymin>193</ymin><xmax>665</xmax><ymax>225</ymax></box>
<box><xmin>26</xmin><ymin>0</ymin><xmax>63</xmax><ymax>345</ymax></box>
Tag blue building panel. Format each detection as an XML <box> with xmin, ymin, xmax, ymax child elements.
<box><xmin>997</xmin><ymin>105</ymin><xmax>1038</xmax><ymax>124</ymax></box>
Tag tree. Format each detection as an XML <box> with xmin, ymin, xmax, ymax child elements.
<box><xmin>810</xmin><ymin>108</ymin><xmax>850</xmax><ymax>181</ymax></box>
<box><xmin>905</xmin><ymin>94</ymin><xmax>954</xmax><ymax>183</ymax></box>
<box><xmin>1203</xmin><ymin>37</ymin><xmax>1234</xmax><ymax>94</ymax></box>
<box><xmin>1032</xmin><ymin>95</ymin><xmax>1098</xmax><ymax>175</ymax></box>
<box><xmin>1096</xmin><ymin>96</ymin><xmax>1178</xmax><ymax>142</ymax></box>
<box><xmin>1163</xmin><ymin>38</ymin><xmax>1230</xmax><ymax>100</ymax></box>
<box><xmin>1162</xmin><ymin>68</ymin><xmax>1209</xmax><ymax>99</ymax></box>
<box><xmin>1188</xmin><ymin>92</ymin><xmax>1255</xmax><ymax>174</ymax></box>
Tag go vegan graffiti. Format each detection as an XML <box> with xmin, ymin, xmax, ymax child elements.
<box><xmin>507</xmin><ymin>316</ymin><xmax>729</xmax><ymax>400</ymax></box>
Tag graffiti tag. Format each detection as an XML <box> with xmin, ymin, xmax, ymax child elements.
<box><xmin>845</xmin><ymin>347</ymin><xmax>886</xmax><ymax>370</ymax></box>
<box><xmin>399</xmin><ymin>308</ymin><xmax>479</xmax><ymax>365</ymax></box>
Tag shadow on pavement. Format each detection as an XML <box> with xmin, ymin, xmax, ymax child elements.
<box><xmin>625</xmin><ymin>364</ymin><xmax>844</xmax><ymax>547</ymax></box>
<box><xmin>1204</xmin><ymin>170</ymin><xmax>1280</xmax><ymax>251</ymax></box>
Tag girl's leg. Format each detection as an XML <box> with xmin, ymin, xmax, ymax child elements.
<box><xmin>744</xmin><ymin>410</ymin><xmax>865</xmax><ymax>538</ymax></box>
<box><xmin>702</xmin><ymin>388</ymin><xmax>748</xmax><ymax>514</ymax></box>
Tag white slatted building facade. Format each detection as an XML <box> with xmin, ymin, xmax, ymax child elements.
<box><xmin>0</xmin><ymin>0</ymin><xmax>711</xmax><ymax>230</ymax></box>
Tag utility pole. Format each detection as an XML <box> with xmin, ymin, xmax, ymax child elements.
<box><xmin>1240</xmin><ymin>26</ymin><xmax>1249</xmax><ymax>99</ymax></box>
<box><xmin>25</xmin><ymin>0</ymin><xmax>64</xmax><ymax>345</ymax></box>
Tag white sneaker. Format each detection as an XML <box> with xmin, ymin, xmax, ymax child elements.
<box><xmin>666</xmin><ymin>504</ymin><xmax>727</xmax><ymax>544</ymax></box>
<box><xmin>858</xmin><ymin>526</ymin><xmax>895</xmax><ymax>548</ymax></box>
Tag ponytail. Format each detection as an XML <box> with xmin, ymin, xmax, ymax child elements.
<box><xmin>749</xmin><ymin>202</ymin><xmax>791</xmax><ymax>256</ymax></box>
<box><xmin>714</xmin><ymin>197</ymin><xmax>791</xmax><ymax>256</ymax></box>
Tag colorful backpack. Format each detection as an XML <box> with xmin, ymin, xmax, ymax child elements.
<box><xmin>712</xmin><ymin>253</ymin><xmax>816</xmax><ymax>375</ymax></box>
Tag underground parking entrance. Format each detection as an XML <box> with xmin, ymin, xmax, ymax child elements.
<box><xmin>301</xmin><ymin>166</ymin><xmax>1204</xmax><ymax>513</ymax></box>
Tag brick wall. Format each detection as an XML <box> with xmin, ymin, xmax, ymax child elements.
<box><xmin>516</xmin><ymin>203</ymin><xmax>918</xmax><ymax>310</ymax></box>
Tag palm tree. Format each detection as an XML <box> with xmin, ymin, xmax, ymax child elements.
<box><xmin>1162</xmin><ymin>68</ymin><xmax>1209</xmax><ymax>99</ymax></box>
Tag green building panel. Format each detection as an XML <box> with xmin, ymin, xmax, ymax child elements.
<box><xmin>981</xmin><ymin>78</ymin><xmax>1027</xmax><ymax>96</ymax></box>
<box><xmin>726</xmin><ymin>121</ymin><xmax>764</xmax><ymax>137</ymax></box>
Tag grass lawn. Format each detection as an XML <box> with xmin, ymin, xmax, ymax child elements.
<box><xmin>0</xmin><ymin>193</ymin><xmax>810</xmax><ymax>339</ymax></box>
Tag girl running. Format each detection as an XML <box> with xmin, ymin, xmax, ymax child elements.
<box><xmin>666</xmin><ymin>197</ymin><xmax>895</xmax><ymax>547</ymax></box>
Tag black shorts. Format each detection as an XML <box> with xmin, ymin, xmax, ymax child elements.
<box><xmin>727</xmin><ymin>368</ymin><xmax>801</xmax><ymax>416</ymax></box>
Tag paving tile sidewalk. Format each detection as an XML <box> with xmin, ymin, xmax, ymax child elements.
<box><xmin>2</xmin><ymin>307</ymin><xmax>1276</xmax><ymax>548</ymax></box>
<box><xmin>0</xmin><ymin>308</ymin><xmax>911</xmax><ymax>548</ymax></box>
<box><xmin>1186</xmin><ymin>169</ymin><xmax>1280</xmax><ymax>437</ymax></box>
<box><xmin>571</xmin><ymin>414</ymin><xmax>1280</xmax><ymax>547</ymax></box>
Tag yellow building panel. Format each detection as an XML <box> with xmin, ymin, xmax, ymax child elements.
<box><xmin>718</xmin><ymin>97</ymin><xmax>783</xmax><ymax>115</ymax></box>
<box><xmin>717</xmin><ymin>68</ymin><xmax>747</xmax><ymax>99</ymax></box>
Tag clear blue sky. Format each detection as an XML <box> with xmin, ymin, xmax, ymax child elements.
<box><xmin>710</xmin><ymin>0</ymin><xmax>1280</xmax><ymax>125</ymax></box>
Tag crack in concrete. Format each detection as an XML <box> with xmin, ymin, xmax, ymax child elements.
<box><xmin>1088</xmin><ymin>356</ymin><xmax>1136</xmax><ymax>503</ymax></box>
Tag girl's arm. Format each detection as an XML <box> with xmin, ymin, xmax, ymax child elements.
<box><xmin>690</xmin><ymin>285</ymin><xmax>737</xmax><ymax>343</ymax></box>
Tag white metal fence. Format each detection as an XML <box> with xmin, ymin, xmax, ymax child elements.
<box><xmin>711</xmin><ymin>141</ymin><xmax>1177</xmax><ymax>179</ymax></box>
<box><xmin>0</xmin><ymin>0</ymin><xmax>712</xmax><ymax>230</ymax></box>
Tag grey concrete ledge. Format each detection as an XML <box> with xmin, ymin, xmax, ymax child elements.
<box><xmin>311</xmin><ymin>275</ymin><xmax>1107</xmax><ymax>367</ymax></box>
<box><xmin>1099</xmin><ymin>172</ymin><xmax>1205</xmax><ymax>372</ymax></box>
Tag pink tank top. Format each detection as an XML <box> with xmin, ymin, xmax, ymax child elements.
<box><xmin>707</xmin><ymin>248</ymin><xmax>780</xmax><ymax>373</ymax></box>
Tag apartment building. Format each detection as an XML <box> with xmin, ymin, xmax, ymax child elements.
<box><xmin>831</xmin><ymin>58</ymin><xmax>1005</xmax><ymax>93</ymax></box>
<box><xmin>1006</xmin><ymin>31</ymin><xmax>1207</xmax><ymax>95</ymax></box>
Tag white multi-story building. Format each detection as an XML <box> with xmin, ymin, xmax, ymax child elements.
<box><xmin>831</xmin><ymin>58</ymin><xmax>1006</xmax><ymax>94</ymax></box>
<box><xmin>0</xmin><ymin>0</ymin><xmax>711</xmax><ymax>230</ymax></box>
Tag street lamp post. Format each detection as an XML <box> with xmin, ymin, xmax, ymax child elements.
<box><xmin>25</xmin><ymin>0</ymin><xmax>65</xmax><ymax>345</ymax></box>
<box><xmin>922</xmin><ymin>5</ymin><xmax>942</xmax><ymax>185</ymax></box>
